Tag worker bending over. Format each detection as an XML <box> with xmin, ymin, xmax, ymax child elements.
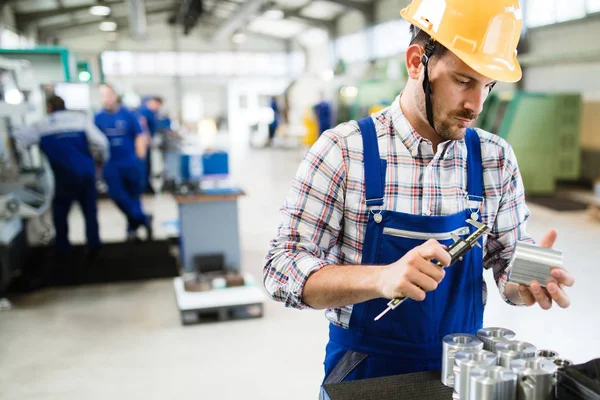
<box><xmin>13</xmin><ymin>95</ymin><xmax>109</xmax><ymax>256</ymax></box>
<box><xmin>95</xmin><ymin>84</ymin><xmax>153</xmax><ymax>241</ymax></box>
<box><xmin>263</xmin><ymin>0</ymin><xmax>575</xmax><ymax>388</ymax></box>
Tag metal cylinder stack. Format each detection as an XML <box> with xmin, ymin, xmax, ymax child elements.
<box><xmin>496</xmin><ymin>340</ymin><xmax>537</xmax><ymax>368</ymax></box>
<box><xmin>511</xmin><ymin>357</ymin><xmax>558</xmax><ymax>400</ymax></box>
<box><xmin>453</xmin><ymin>350</ymin><xmax>498</xmax><ymax>400</ymax></box>
<box><xmin>441</xmin><ymin>327</ymin><xmax>574</xmax><ymax>399</ymax></box>
<box><xmin>442</xmin><ymin>333</ymin><xmax>484</xmax><ymax>387</ymax></box>
<box><xmin>468</xmin><ymin>365</ymin><xmax>518</xmax><ymax>400</ymax></box>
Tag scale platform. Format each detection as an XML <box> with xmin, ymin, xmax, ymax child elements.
<box><xmin>173</xmin><ymin>274</ymin><xmax>267</xmax><ymax>325</ymax></box>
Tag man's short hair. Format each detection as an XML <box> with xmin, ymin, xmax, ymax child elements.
<box><xmin>409</xmin><ymin>24</ymin><xmax>448</xmax><ymax>60</ymax></box>
<box><xmin>46</xmin><ymin>95</ymin><xmax>66</xmax><ymax>112</ymax></box>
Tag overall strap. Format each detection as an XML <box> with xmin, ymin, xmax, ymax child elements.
<box><xmin>465</xmin><ymin>128</ymin><xmax>484</xmax><ymax>199</ymax></box>
<box><xmin>357</xmin><ymin>117</ymin><xmax>384</xmax><ymax>207</ymax></box>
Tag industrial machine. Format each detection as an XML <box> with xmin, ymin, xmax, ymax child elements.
<box><xmin>476</xmin><ymin>91</ymin><xmax>582</xmax><ymax>195</ymax></box>
<box><xmin>0</xmin><ymin>57</ymin><xmax>54</xmax><ymax>310</ymax></box>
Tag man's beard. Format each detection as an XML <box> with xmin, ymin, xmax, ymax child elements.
<box><xmin>422</xmin><ymin>95</ymin><xmax>478</xmax><ymax>141</ymax></box>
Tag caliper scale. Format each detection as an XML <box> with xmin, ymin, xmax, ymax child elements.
<box><xmin>374</xmin><ymin>219</ymin><xmax>491</xmax><ymax>321</ymax></box>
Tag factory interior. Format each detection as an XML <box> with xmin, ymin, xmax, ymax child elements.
<box><xmin>1</xmin><ymin>0</ymin><xmax>600</xmax><ymax>399</ymax></box>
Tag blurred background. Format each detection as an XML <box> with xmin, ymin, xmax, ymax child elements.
<box><xmin>0</xmin><ymin>0</ymin><xmax>598</xmax><ymax>399</ymax></box>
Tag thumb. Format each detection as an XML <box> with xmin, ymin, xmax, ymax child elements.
<box><xmin>539</xmin><ymin>229</ymin><xmax>557</xmax><ymax>248</ymax></box>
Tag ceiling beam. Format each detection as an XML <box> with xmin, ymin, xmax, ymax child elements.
<box><xmin>15</xmin><ymin>0</ymin><xmax>123</xmax><ymax>23</ymax></box>
<box><xmin>326</xmin><ymin>0</ymin><xmax>374</xmax><ymax>22</ymax></box>
<box><xmin>211</xmin><ymin>0</ymin><xmax>266</xmax><ymax>42</ymax></box>
<box><xmin>39</xmin><ymin>5</ymin><xmax>176</xmax><ymax>35</ymax></box>
<box><xmin>283</xmin><ymin>9</ymin><xmax>336</xmax><ymax>34</ymax></box>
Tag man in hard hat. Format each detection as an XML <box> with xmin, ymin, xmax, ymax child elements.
<box><xmin>95</xmin><ymin>84</ymin><xmax>153</xmax><ymax>241</ymax></box>
<box><xmin>263</xmin><ymin>0</ymin><xmax>575</xmax><ymax>385</ymax></box>
<box><xmin>13</xmin><ymin>95</ymin><xmax>109</xmax><ymax>257</ymax></box>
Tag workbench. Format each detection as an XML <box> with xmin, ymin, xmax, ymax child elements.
<box><xmin>320</xmin><ymin>370</ymin><xmax>453</xmax><ymax>400</ymax></box>
<box><xmin>174</xmin><ymin>189</ymin><xmax>245</xmax><ymax>273</ymax></box>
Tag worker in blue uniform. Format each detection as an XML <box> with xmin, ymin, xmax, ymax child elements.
<box><xmin>267</xmin><ymin>96</ymin><xmax>279</xmax><ymax>146</ymax></box>
<box><xmin>95</xmin><ymin>84</ymin><xmax>153</xmax><ymax>241</ymax></box>
<box><xmin>13</xmin><ymin>95</ymin><xmax>109</xmax><ymax>256</ymax></box>
<box><xmin>313</xmin><ymin>99</ymin><xmax>332</xmax><ymax>136</ymax></box>
<box><xmin>137</xmin><ymin>96</ymin><xmax>163</xmax><ymax>194</ymax></box>
<box><xmin>264</xmin><ymin>0</ymin><xmax>576</xmax><ymax>392</ymax></box>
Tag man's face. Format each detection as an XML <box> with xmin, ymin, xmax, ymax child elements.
<box><xmin>147</xmin><ymin>99</ymin><xmax>162</xmax><ymax>112</ymax></box>
<box><xmin>416</xmin><ymin>50</ymin><xmax>496</xmax><ymax>141</ymax></box>
<box><xmin>100</xmin><ymin>85</ymin><xmax>118</xmax><ymax>110</ymax></box>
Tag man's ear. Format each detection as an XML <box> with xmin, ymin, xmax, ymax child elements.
<box><xmin>405</xmin><ymin>44</ymin><xmax>423</xmax><ymax>80</ymax></box>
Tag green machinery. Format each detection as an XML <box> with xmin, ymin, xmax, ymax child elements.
<box><xmin>336</xmin><ymin>78</ymin><xmax>404</xmax><ymax>124</ymax></box>
<box><xmin>477</xmin><ymin>91</ymin><xmax>582</xmax><ymax>195</ymax></box>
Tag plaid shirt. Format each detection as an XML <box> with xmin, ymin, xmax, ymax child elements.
<box><xmin>263</xmin><ymin>95</ymin><xmax>533</xmax><ymax>328</ymax></box>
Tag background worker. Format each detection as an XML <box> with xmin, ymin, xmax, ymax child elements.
<box><xmin>95</xmin><ymin>84</ymin><xmax>153</xmax><ymax>241</ymax></box>
<box><xmin>263</xmin><ymin>0</ymin><xmax>575</xmax><ymax>386</ymax></box>
<box><xmin>13</xmin><ymin>95</ymin><xmax>109</xmax><ymax>258</ymax></box>
<box><xmin>137</xmin><ymin>96</ymin><xmax>163</xmax><ymax>194</ymax></box>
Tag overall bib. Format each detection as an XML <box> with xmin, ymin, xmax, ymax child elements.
<box><xmin>322</xmin><ymin>117</ymin><xmax>485</xmax><ymax>386</ymax></box>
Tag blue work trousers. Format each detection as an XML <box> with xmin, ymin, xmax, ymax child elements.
<box><xmin>103</xmin><ymin>160</ymin><xmax>147</xmax><ymax>232</ymax></box>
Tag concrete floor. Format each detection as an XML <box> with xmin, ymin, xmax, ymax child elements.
<box><xmin>1</xmin><ymin>140</ymin><xmax>600</xmax><ymax>400</ymax></box>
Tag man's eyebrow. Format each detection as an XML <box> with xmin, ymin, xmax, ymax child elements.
<box><xmin>455</xmin><ymin>72</ymin><xmax>497</xmax><ymax>86</ymax></box>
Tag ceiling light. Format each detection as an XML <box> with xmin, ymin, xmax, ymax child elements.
<box><xmin>89</xmin><ymin>5</ymin><xmax>111</xmax><ymax>16</ymax></box>
<box><xmin>99</xmin><ymin>21</ymin><xmax>117</xmax><ymax>32</ymax></box>
<box><xmin>263</xmin><ymin>9</ymin><xmax>284</xmax><ymax>20</ymax></box>
<box><xmin>231</xmin><ymin>33</ymin><xmax>247</xmax><ymax>44</ymax></box>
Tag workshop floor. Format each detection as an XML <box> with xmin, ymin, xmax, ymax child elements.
<box><xmin>1</xmin><ymin>139</ymin><xmax>600</xmax><ymax>400</ymax></box>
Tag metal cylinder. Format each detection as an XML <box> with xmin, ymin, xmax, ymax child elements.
<box><xmin>553</xmin><ymin>358</ymin><xmax>573</xmax><ymax>369</ymax></box>
<box><xmin>477</xmin><ymin>327</ymin><xmax>517</xmax><ymax>352</ymax></box>
<box><xmin>469</xmin><ymin>365</ymin><xmax>518</xmax><ymax>400</ymax></box>
<box><xmin>442</xmin><ymin>333</ymin><xmax>484</xmax><ymax>387</ymax></box>
<box><xmin>507</xmin><ymin>242</ymin><xmax>563</xmax><ymax>287</ymax></box>
<box><xmin>454</xmin><ymin>350</ymin><xmax>497</xmax><ymax>399</ymax></box>
<box><xmin>535</xmin><ymin>349</ymin><xmax>559</xmax><ymax>360</ymax></box>
<box><xmin>511</xmin><ymin>357</ymin><xmax>557</xmax><ymax>400</ymax></box>
<box><xmin>496</xmin><ymin>340</ymin><xmax>537</xmax><ymax>368</ymax></box>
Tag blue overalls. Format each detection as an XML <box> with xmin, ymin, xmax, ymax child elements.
<box><xmin>137</xmin><ymin>104</ymin><xmax>157</xmax><ymax>193</ymax></box>
<box><xmin>321</xmin><ymin>117</ymin><xmax>484</xmax><ymax>386</ymax></box>
<box><xmin>95</xmin><ymin>107</ymin><xmax>148</xmax><ymax>233</ymax></box>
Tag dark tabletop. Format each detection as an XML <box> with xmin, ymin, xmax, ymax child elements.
<box><xmin>321</xmin><ymin>370</ymin><xmax>454</xmax><ymax>400</ymax></box>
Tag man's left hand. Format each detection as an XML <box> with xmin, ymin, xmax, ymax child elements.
<box><xmin>518</xmin><ymin>229</ymin><xmax>575</xmax><ymax>310</ymax></box>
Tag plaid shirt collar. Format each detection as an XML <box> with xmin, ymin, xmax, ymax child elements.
<box><xmin>389</xmin><ymin>94</ymin><xmax>467</xmax><ymax>159</ymax></box>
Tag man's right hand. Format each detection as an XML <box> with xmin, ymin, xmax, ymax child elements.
<box><xmin>376</xmin><ymin>239</ymin><xmax>451</xmax><ymax>301</ymax></box>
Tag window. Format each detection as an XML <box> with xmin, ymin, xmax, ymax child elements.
<box><xmin>526</xmin><ymin>0</ymin><xmax>557</xmax><ymax>27</ymax></box>
<box><xmin>587</xmin><ymin>0</ymin><xmax>600</xmax><ymax>12</ymax></box>
<box><xmin>178</xmin><ymin>52</ymin><xmax>198</xmax><ymax>76</ymax></box>
<box><xmin>1</xmin><ymin>29</ymin><xmax>21</xmax><ymax>49</ymax></box>
<box><xmin>556</xmin><ymin>0</ymin><xmax>586</xmax><ymax>22</ymax></box>
<box><xmin>336</xmin><ymin>31</ymin><xmax>369</xmax><ymax>64</ymax></box>
<box><xmin>135</xmin><ymin>53</ymin><xmax>156</xmax><ymax>75</ymax></box>
<box><xmin>101</xmin><ymin>51</ymin><xmax>134</xmax><ymax>75</ymax></box>
<box><xmin>155</xmin><ymin>52</ymin><xmax>176</xmax><ymax>76</ymax></box>
<box><xmin>373</xmin><ymin>20</ymin><xmax>411</xmax><ymax>58</ymax></box>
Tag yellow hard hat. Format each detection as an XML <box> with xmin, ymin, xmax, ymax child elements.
<box><xmin>400</xmin><ymin>0</ymin><xmax>523</xmax><ymax>82</ymax></box>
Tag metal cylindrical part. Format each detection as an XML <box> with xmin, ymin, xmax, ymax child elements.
<box><xmin>496</xmin><ymin>340</ymin><xmax>537</xmax><ymax>368</ymax></box>
<box><xmin>469</xmin><ymin>365</ymin><xmax>518</xmax><ymax>400</ymax></box>
<box><xmin>511</xmin><ymin>357</ymin><xmax>557</xmax><ymax>400</ymax></box>
<box><xmin>454</xmin><ymin>350</ymin><xmax>497</xmax><ymax>400</ymax></box>
<box><xmin>507</xmin><ymin>242</ymin><xmax>563</xmax><ymax>287</ymax></box>
<box><xmin>477</xmin><ymin>327</ymin><xmax>517</xmax><ymax>352</ymax></box>
<box><xmin>536</xmin><ymin>349</ymin><xmax>559</xmax><ymax>360</ymax></box>
<box><xmin>553</xmin><ymin>358</ymin><xmax>573</xmax><ymax>369</ymax></box>
<box><xmin>442</xmin><ymin>333</ymin><xmax>484</xmax><ymax>387</ymax></box>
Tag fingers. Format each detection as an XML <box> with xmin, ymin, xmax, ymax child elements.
<box><xmin>539</xmin><ymin>229</ymin><xmax>558</xmax><ymax>248</ymax></box>
<box><xmin>546</xmin><ymin>281</ymin><xmax>571</xmax><ymax>308</ymax></box>
<box><xmin>417</xmin><ymin>239</ymin><xmax>452</xmax><ymax>267</ymax></box>
<box><xmin>551</xmin><ymin>268</ymin><xmax>575</xmax><ymax>287</ymax></box>
<box><xmin>518</xmin><ymin>285</ymin><xmax>536</xmax><ymax>306</ymax></box>
<box><xmin>400</xmin><ymin>283</ymin><xmax>427</xmax><ymax>302</ymax></box>
<box><xmin>407</xmin><ymin>268</ymin><xmax>440</xmax><ymax>292</ymax></box>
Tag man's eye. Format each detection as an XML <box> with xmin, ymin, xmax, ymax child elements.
<box><xmin>456</xmin><ymin>78</ymin><xmax>469</xmax><ymax>85</ymax></box>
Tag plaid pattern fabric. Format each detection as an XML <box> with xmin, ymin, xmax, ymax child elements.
<box><xmin>263</xmin><ymin>95</ymin><xmax>533</xmax><ymax>328</ymax></box>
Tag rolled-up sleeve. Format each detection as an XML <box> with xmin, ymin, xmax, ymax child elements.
<box><xmin>483</xmin><ymin>144</ymin><xmax>535</xmax><ymax>305</ymax></box>
<box><xmin>263</xmin><ymin>130</ymin><xmax>347</xmax><ymax>309</ymax></box>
